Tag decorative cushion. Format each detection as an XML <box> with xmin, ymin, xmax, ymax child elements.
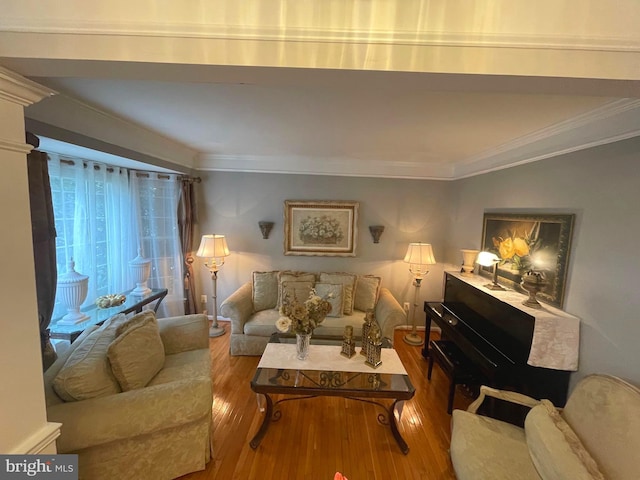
<box><xmin>115</xmin><ymin>310</ymin><xmax>156</xmax><ymax>337</ymax></box>
<box><xmin>252</xmin><ymin>271</ymin><xmax>279</xmax><ymax>311</ymax></box>
<box><xmin>525</xmin><ymin>400</ymin><xmax>605</xmax><ymax>480</ymax></box>
<box><xmin>319</xmin><ymin>272</ymin><xmax>357</xmax><ymax>314</ymax></box>
<box><xmin>108</xmin><ymin>315</ymin><xmax>165</xmax><ymax>391</ymax></box>
<box><xmin>315</xmin><ymin>283</ymin><xmax>345</xmax><ymax>318</ymax></box>
<box><xmin>277</xmin><ymin>271</ymin><xmax>316</xmax><ymax>307</ymax></box>
<box><xmin>280</xmin><ymin>281</ymin><xmax>314</xmax><ymax>305</ymax></box>
<box><xmin>52</xmin><ymin>316</ymin><xmax>125</xmax><ymax>402</ymax></box>
<box><xmin>354</xmin><ymin>275</ymin><xmax>381</xmax><ymax>312</ymax></box>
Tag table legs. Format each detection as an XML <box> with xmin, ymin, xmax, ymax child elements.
<box><xmin>389</xmin><ymin>400</ymin><xmax>410</xmax><ymax>454</ymax></box>
<box><xmin>249</xmin><ymin>394</ymin><xmax>410</xmax><ymax>454</ymax></box>
<box><xmin>249</xmin><ymin>393</ymin><xmax>273</xmax><ymax>449</ymax></box>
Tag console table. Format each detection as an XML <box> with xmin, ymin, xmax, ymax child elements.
<box><xmin>49</xmin><ymin>288</ymin><xmax>168</xmax><ymax>342</ymax></box>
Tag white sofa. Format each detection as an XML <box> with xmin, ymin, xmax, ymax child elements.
<box><xmin>450</xmin><ymin>374</ymin><xmax>640</xmax><ymax>480</ymax></box>
<box><xmin>44</xmin><ymin>312</ymin><xmax>213</xmax><ymax>480</ymax></box>
<box><xmin>220</xmin><ymin>270</ymin><xmax>406</xmax><ymax>355</ymax></box>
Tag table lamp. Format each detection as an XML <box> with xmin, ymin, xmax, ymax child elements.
<box><xmin>196</xmin><ymin>234</ymin><xmax>230</xmax><ymax>337</ymax></box>
<box><xmin>403</xmin><ymin>242</ymin><xmax>436</xmax><ymax>346</ymax></box>
<box><xmin>476</xmin><ymin>251</ymin><xmax>506</xmax><ymax>290</ymax></box>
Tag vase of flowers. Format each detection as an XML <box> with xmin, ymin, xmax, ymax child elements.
<box><xmin>276</xmin><ymin>288</ymin><xmax>333</xmax><ymax>360</ymax></box>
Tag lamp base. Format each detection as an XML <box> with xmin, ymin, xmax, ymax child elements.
<box><xmin>209</xmin><ymin>324</ymin><xmax>226</xmax><ymax>338</ymax></box>
<box><xmin>403</xmin><ymin>332</ymin><xmax>424</xmax><ymax>346</ymax></box>
<box><xmin>484</xmin><ymin>282</ymin><xmax>506</xmax><ymax>291</ymax></box>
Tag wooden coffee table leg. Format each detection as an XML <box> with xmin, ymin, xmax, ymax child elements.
<box><xmin>249</xmin><ymin>393</ymin><xmax>273</xmax><ymax>449</ymax></box>
<box><xmin>389</xmin><ymin>399</ymin><xmax>410</xmax><ymax>454</ymax></box>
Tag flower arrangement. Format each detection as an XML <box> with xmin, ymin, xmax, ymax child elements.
<box><xmin>276</xmin><ymin>289</ymin><xmax>333</xmax><ymax>335</ymax></box>
<box><xmin>95</xmin><ymin>293</ymin><xmax>126</xmax><ymax>309</ymax></box>
<box><xmin>298</xmin><ymin>215</ymin><xmax>344</xmax><ymax>245</ymax></box>
<box><xmin>491</xmin><ymin>222</ymin><xmax>541</xmax><ymax>273</ymax></box>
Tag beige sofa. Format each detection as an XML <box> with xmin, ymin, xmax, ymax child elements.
<box><xmin>44</xmin><ymin>312</ymin><xmax>213</xmax><ymax>480</ymax></box>
<box><xmin>450</xmin><ymin>374</ymin><xmax>640</xmax><ymax>480</ymax></box>
<box><xmin>221</xmin><ymin>270</ymin><xmax>406</xmax><ymax>355</ymax></box>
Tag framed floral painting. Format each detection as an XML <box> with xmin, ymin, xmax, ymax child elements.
<box><xmin>284</xmin><ymin>200</ymin><xmax>359</xmax><ymax>256</ymax></box>
<box><xmin>480</xmin><ymin>213</ymin><xmax>575</xmax><ymax>308</ymax></box>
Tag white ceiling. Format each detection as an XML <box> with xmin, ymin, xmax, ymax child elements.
<box><xmin>2</xmin><ymin>1</ymin><xmax>639</xmax><ymax>179</ymax></box>
<box><xmin>24</xmin><ymin>66</ymin><xmax>638</xmax><ymax>179</ymax></box>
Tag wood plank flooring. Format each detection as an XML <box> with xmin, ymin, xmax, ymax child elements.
<box><xmin>179</xmin><ymin>326</ymin><xmax>472</xmax><ymax>480</ymax></box>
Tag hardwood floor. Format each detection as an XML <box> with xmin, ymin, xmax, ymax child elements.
<box><xmin>179</xmin><ymin>326</ymin><xmax>472</xmax><ymax>480</ymax></box>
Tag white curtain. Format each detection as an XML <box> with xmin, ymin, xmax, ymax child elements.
<box><xmin>130</xmin><ymin>172</ymin><xmax>184</xmax><ymax>317</ymax></box>
<box><xmin>48</xmin><ymin>155</ymin><xmax>136</xmax><ymax>318</ymax></box>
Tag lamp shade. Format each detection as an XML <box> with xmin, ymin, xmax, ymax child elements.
<box><xmin>196</xmin><ymin>234</ymin><xmax>230</xmax><ymax>259</ymax></box>
<box><xmin>404</xmin><ymin>243</ymin><xmax>436</xmax><ymax>266</ymax></box>
<box><xmin>476</xmin><ymin>251</ymin><xmax>500</xmax><ymax>267</ymax></box>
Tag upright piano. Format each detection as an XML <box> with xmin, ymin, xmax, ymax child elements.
<box><xmin>424</xmin><ymin>272</ymin><xmax>572</xmax><ymax>411</ymax></box>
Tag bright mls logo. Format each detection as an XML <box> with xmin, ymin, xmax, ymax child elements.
<box><xmin>1</xmin><ymin>455</ymin><xmax>77</xmax><ymax>479</ymax></box>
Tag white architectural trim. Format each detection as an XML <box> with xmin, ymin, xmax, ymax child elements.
<box><xmin>0</xmin><ymin>138</ymin><xmax>33</xmax><ymax>154</ymax></box>
<box><xmin>8</xmin><ymin>422</ymin><xmax>62</xmax><ymax>455</ymax></box>
<box><xmin>2</xmin><ymin>19</ymin><xmax>639</xmax><ymax>53</ymax></box>
<box><xmin>455</xmin><ymin>99</ymin><xmax>640</xmax><ymax>178</ymax></box>
<box><xmin>196</xmin><ymin>153</ymin><xmax>455</xmax><ymax>180</ymax></box>
<box><xmin>0</xmin><ymin>66</ymin><xmax>56</xmax><ymax>106</ymax></box>
<box><xmin>26</xmin><ymin>93</ymin><xmax>198</xmax><ymax>170</ymax></box>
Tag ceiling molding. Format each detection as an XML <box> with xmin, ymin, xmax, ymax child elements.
<box><xmin>455</xmin><ymin>99</ymin><xmax>640</xmax><ymax>178</ymax></box>
<box><xmin>196</xmin><ymin>154</ymin><xmax>455</xmax><ymax>180</ymax></box>
<box><xmin>25</xmin><ymin>92</ymin><xmax>198</xmax><ymax>170</ymax></box>
<box><xmin>2</xmin><ymin>18</ymin><xmax>639</xmax><ymax>53</ymax></box>
<box><xmin>0</xmin><ymin>66</ymin><xmax>56</xmax><ymax>106</ymax></box>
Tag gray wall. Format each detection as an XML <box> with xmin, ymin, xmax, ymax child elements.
<box><xmin>197</xmin><ymin>137</ymin><xmax>640</xmax><ymax>388</ymax></box>
<box><xmin>449</xmin><ymin>137</ymin><xmax>640</xmax><ymax>387</ymax></box>
<box><xmin>196</xmin><ymin>173</ymin><xmax>454</xmax><ymax>318</ymax></box>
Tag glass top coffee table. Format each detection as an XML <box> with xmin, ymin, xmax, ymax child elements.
<box><xmin>249</xmin><ymin>337</ymin><xmax>415</xmax><ymax>454</ymax></box>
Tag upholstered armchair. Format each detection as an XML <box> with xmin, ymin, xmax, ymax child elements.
<box><xmin>450</xmin><ymin>374</ymin><xmax>640</xmax><ymax>480</ymax></box>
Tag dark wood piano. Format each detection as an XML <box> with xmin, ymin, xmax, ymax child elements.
<box><xmin>423</xmin><ymin>272</ymin><xmax>573</xmax><ymax>419</ymax></box>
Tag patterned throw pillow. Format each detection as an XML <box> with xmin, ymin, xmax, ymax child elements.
<box><xmin>52</xmin><ymin>316</ymin><xmax>125</xmax><ymax>402</ymax></box>
<box><xmin>277</xmin><ymin>271</ymin><xmax>316</xmax><ymax>307</ymax></box>
<box><xmin>315</xmin><ymin>283</ymin><xmax>345</xmax><ymax>318</ymax></box>
<box><xmin>252</xmin><ymin>271</ymin><xmax>279</xmax><ymax>311</ymax></box>
<box><xmin>354</xmin><ymin>275</ymin><xmax>382</xmax><ymax>312</ymax></box>
<box><xmin>280</xmin><ymin>281</ymin><xmax>315</xmax><ymax>305</ymax></box>
<box><xmin>108</xmin><ymin>315</ymin><xmax>165</xmax><ymax>391</ymax></box>
<box><xmin>318</xmin><ymin>272</ymin><xmax>357</xmax><ymax>315</ymax></box>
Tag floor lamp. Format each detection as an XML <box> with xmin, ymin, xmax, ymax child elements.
<box><xmin>196</xmin><ymin>234</ymin><xmax>230</xmax><ymax>337</ymax></box>
<box><xmin>403</xmin><ymin>242</ymin><xmax>436</xmax><ymax>346</ymax></box>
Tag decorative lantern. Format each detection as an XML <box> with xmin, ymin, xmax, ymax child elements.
<box><xmin>340</xmin><ymin>325</ymin><xmax>356</xmax><ymax>358</ymax></box>
<box><xmin>365</xmin><ymin>322</ymin><xmax>383</xmax><ymax>369</ymax></box>
<box><xmin>360</xmin><ymin>309</ymin><xmax>375</xmax><ymax>357</ymax></box>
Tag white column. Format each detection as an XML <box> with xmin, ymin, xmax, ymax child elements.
<box><xmin>0</xmin><ymin>66</ymin><xmax>60</xmax><ymax>454</ymax></box>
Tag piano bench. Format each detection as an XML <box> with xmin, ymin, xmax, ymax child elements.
<box><xmin>427</xmin><ymin>340</ymin><xmax>485</xmax><ymax>414</ymax></box>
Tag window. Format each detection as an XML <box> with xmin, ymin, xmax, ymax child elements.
<box><xmin>47</xmin><ymin>153</ymin><xmax>184</xmax><ymax>319</ymax></box>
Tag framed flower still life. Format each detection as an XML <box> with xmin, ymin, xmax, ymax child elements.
<box><xmin>480</xmin><ymin>213</ymin><xmax>575</xmax><ymax>308</ymax></box>
<box><xmin>284</xmin><ymin>200</ymin><xmax>359</xmax><ymax>256</ymax></box>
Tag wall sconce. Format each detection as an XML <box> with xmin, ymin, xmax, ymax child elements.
<box><xmin>258</xmin><ymin>221</ymin><xmax>274</xmax><ymax>239</ymax></box>
<box><xmin>369</xmin><ymin>225</ymin><xmax>385</xmax><ymax>243</ymax></box>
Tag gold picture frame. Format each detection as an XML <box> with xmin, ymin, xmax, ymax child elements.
<box><xmin>480</xmin><ymin>212</ymin><xmax>575</xmax><ymax>308</ymax></box>
<box><xmin>284</xmin><ymin>200</ymin><xmax>359</xmax><ymax>256</ymax></box>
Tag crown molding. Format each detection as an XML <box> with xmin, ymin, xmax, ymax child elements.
<box><xmin>2</xmin><ymin>18</ymin><xmax>639</xmax><ymax>53</ymax></box>
<box><xmin>0</xmin><ymin>66</ymin><xmax>56</xmax><ymax>106</ymax></box>
<box><xmin>196</xmin><ymin>153</ymin><xmax>455</xmax><ymax>180</ymax></box>
<box><xmin>455</xmin><ymin>99</ymin><xmax>640</xmax><ymax>178</ymax></box>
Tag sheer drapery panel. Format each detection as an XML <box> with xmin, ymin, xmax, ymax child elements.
<box><xmin>47</xmin><ymin>154</ymin><xmax>184</xmax><ymax>319</ymax></box>
<box><xmin>130</xmin><ymin>172</ymin><xmax>184</xmax><ymax>317</ymax></box>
